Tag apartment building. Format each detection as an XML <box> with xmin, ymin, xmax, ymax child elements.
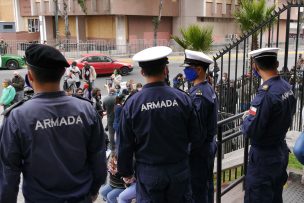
<box><xmin>0</xmin><ymin>0</ymin><xmax>39</xmax><ymax>40</ymax></box>
<box><xmin>0</xmin><ymin>0</ymin><xmax>300</xmax><ymax>44</ymax></box>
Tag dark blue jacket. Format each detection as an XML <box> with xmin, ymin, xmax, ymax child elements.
<box><xmin>242</xmin><ymin>76</ymin><xmax>296</xmax><ymax>147</ymax></box>
<box><xmin>117</xmin><ymin>82</ymin><xmax>202</xmax><ymax>177</ymax></box>
<box><xmin>189</xmin><ymin>81</ymin><xmax>218</xmax><ymax>143</ymax></box>
<box><xmin>0</xmin><ymin>91</ymin><xmax>107</xmax><ymax>203</ymax></box>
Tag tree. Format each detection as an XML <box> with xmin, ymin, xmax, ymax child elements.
<box><xmin>171</xmin><ymin>24</ymin><xmax>213</xmax><ymax>52</ymax></box>
<box><xmin>234</xmin><ymin>0</ymin><xmax>275</xmax><ymax>50</ymax></box>
<box><xmin>153</xmin><ymin>0</ymin><xmax>163</xmax><ymax>46</ymax></box>
<box><xmin>54</xmin><ymin>0</ymin><xmax>87</xmax><ymax>41</ymax></box>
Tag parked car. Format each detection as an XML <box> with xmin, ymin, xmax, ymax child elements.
<box><xmin>0</xmin><ymin>54</ymin><xmax>26</xmax><ymax>70</ymax></box>
<box><xmin>70</xmin><ymin>53</ymin><xmax>133</xmax><ymax>76</ymax></box>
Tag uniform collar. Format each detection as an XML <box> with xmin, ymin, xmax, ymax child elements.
<box><xmin>189</xmin><ymin>80</ymin><xmax>207</xmax><ymax>93</ymax></box>
<box><xmin>143</xmin><ymin>81</ymin><xmax>166</xmax><ymax>89</ymax></box>
<box><xmin>259</xmin><ymin>75</ymin><xmax>280</xmax><ymax>91</ymax></box>
<box><xmin>32</xmin><ymin>91</ymin><xmax>66</xmax><ymax>98</ymax></box>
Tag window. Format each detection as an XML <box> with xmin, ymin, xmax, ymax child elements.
<box><xmin>3</xmin><ymin>25</ymin><xmax>13</xmax><ymax>29</ymax></box>
<box><xmin>28</xmin><ymin>19</ymin><xmax>39</xmax><ymax>33</ymax></box>
<box><xmin>101</xmin><ymin>56</ymin><xmax>112</xmax><ymax>62</ymax></box>
<box><xmin>86</xmin><ymin>56</ymin><xmax>102</xmax><ymax>62</ymax></box>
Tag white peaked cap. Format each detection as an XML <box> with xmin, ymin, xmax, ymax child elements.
<box><xmin>184</xmin><ymin>49</ymin><xmax>214</xmax><ymax>65</ymax></box>
<box><xmin>248</xmin><ymin>47</ymin><xmax>280</xmax><ymax>59</ymax></box>
<box><xmin>132</xmin><ymin>46</ymin><xmax>172</xmax><ymax>62</ymax></box>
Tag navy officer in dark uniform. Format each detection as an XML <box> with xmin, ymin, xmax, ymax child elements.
<box><xmin>0</xmin><ymin>44</ymin><xmax>107</xmax><ymax>203</ymax></box>
<box><xmin>117</xmin><ymin>46</ymin><xmax>202</xmax><ymax>203</ymax></box>
<box><xmin>242</xmin><ymin>47</ymin><xmax>296</xmax><ymax>203</ymax></box>
<box><xmin>182</xmin><ymin>50</ymin><xmax>217</xmax><ymax>203</ymax></box>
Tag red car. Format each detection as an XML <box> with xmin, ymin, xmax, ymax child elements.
<box><xmin>71</xmin><ymin>53</ymin><xmax>133</xmax><ymax>76</ymax></box>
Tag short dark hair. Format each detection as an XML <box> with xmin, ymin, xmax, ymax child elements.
<box><xmin>139</xmin><ymin>58</ymin><xmax>168</xmax><ymax>77</ymax></box>
<box><xmin>254</xmin><ymin>58</ymin><xmax>278</xmax><ymax>70</ymax></box>
<box><xmin>29</xmin><ymin>66</ymin><xmax>65</xmax><ymax>83</ymax></box>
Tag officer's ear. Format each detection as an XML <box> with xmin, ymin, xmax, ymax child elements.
<box><xmin>28</xmin><ymin>69</ymin><xmax>34</xmax><ymax>82</ymax></box>
<box><xmin>164</xmin><ymin>66</ymin><xmax>169</xmax><ymax>76</ymax></box>
<box><xmin>275</xmin><ymin>61</ymin><xmax>279</xmax><ymax>69</ymax></box>
<box><xmin>140</xmin><ymin>69</ymin><xmax>145</xmax><ymax>77</ymax></box>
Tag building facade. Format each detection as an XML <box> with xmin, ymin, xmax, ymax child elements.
<box><xmin>0</xmin><ymin>0</ymin><xmax>301</xmax><ymax>45</ymax></box>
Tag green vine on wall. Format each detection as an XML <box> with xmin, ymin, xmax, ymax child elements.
<box><xmin>77</xmin><ymin>0</ymin><xmax>87</xmax><ymax>14</ymax></box>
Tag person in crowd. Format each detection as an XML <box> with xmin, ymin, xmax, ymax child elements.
<box><xmin>111</xmin><ymin>69</ymin><xmax>122</xmax><ymax>86</ymax></box>
<box><xmin>182</xmin><ymin>49</ymin><xmax>217</xmax><ymax>203</ymax></box>
<box><xmin>173</xmin><ymin>73</ymin><xmax>185</xmax><ymax>90</ymax></box>
<box><xmin>100</xmin><ymin>154</ymin><xmax>125</xmax><ymax>203</ymax></box>
<box><xmin>75</xmin><ymin>88</ymin><xmax>84</xmax><ymax>97</ymax></box>
<box><xmin>242</xmin><ymin>48</ymin><xmax>296</xmax><ymax>203</ymax></box>
<box><xmin>92</xmin><ymin>87</ymin><xmax>104</xmax><ymax>119</ymax></box>
<box><xmin>135</xmin><ymin>83</ymin><xmax>142</xmax><ymax>91</ymax></box>
<box><xmin>65</xmin><ymin>87</ymin><xmax>73</xmax><ymax>96</ymax></box>
<box><xmin>113</xmin><ymin>94</ymin><xmax>125</xmax><ymax>133</ymax></box>
<box><xmin>238</xmin><ymin>73</ymin><xmax>251</xmax><ymax>112</ymax></box>
<box><xmin>82</xmin><ymin>82</ymin><xmax>91</xmax><ymax>100</ymax></box>
<box><xmin>218</xmin><ymin>72</ymin><xmax>229</xmax><ymax>85</ymax></box>
<box><xmin>114</xmin><ymin>84</ymin><xmax>121</xmax><ymax>95</ymax></box>
<box><xmin>126</xmin><ymin>79</ymin><xmax>135</xmax><ymax>94</ymax></box>
<box><xmin>164</xmin><ymin>65</ymin><xmax>171</xmax><ymax>86</ymax></box>
<box><xmin>11</xmin><ymin>71</ymin><xmax>25</xmax><ymax>102</ymax></box>
<box><xmin>0</xmin><ymin>39</ymin><xmax>8</xmax><ymax>55</ymax></box>
<box><xmin>0</xmin><ymin>79</ymin><xmax>16</xmax><ymax>110</ymax></box>
<box><xmin>82</xmin><ymin>61</ymin><xmax>96</xmax><ymax>99</ymax></box>
<box><xmin>103</xmin><ymin>88</ymin><xmax>117</xmax><ymax>152</ymax></box>
<box><xmin>0</xmin><ymin>44</ymin><xmax>107</xmax><ymax>203</ymax></box>
<box><xmin>296</xmin><ymin>53</ymin><xmax>303</xmax><ymax>69</ymax></box>
<box><xmin>117</xmin><ymin>46</ymin><xmax>202</xmax><ymax>203</ymax></box>
<box><xmin>66</xmin><ymin>61</ymin><xmax>81</xmax><ymax>88</ymax></box>
<box><xmin>118</xmin><ymin>176</ymin><xmax>136</xmax><ymax>203</ymax></box>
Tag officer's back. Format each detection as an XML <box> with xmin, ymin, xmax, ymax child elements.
<box><xmin>124</xmin><ymin>82</ymin><xmax>197</xmax><ymax>164</ymax></box>
<box><xmin>117</xmin><ymin>46</ymin><xmax>201</xmax><ymax>203</ymax></box>
<box><xmin>0</xmin><ymin>44</ymin><xmax>107</xmax><ymax>203</ymax></box>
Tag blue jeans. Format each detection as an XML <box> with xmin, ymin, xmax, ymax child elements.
<box><xmin>118</xmin><ymin>183</ymin><xmax>136</xmax><ymax>203</ymax></box>
<box><xmin>100</xmin><ymin>184</ymin><xmax>125</xmax><ymax>203</ymax></box>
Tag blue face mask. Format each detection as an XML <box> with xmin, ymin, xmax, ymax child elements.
<box><xmin>253</xmin><ymin>68</ymin><xmax>261</xmax><ymax>78</ymax></box>
<box><xmin>184</xmin><ymin>67</ymin><xmax>198</xmax><ymax>82</ymax></box>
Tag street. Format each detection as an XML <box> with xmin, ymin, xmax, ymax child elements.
<box><xmin>0</xmin><ymin>51</ymin><xmax>299</xmax><ymax>96</ymax></box>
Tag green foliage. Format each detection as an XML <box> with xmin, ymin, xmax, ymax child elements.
<box><xmin>289</xmin><ymin>153</ymin><xmax>303</xmax><ymax>170</ymax></box>
<box><xmin>234</xmin><ymin>0</ymin><xmax>275</xmax><ymax>32</ymax></box>
<box><xmin>171</xmin><ymin>24</ymin><xmax>213</xmax><ymax>52</ymax></box>
<box><xmin>77</xmin><ymin>0</ymin><xmax>87</xmax><ymax>14</ymax></box>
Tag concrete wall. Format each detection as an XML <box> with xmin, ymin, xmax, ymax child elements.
<box><xmin>128</xmin><ymin>16</ymin><xmax>172</xmax><ymax>43</ymax></box>
<box><xmin>110</xmin><ymin>0</ymin><xmax>179</xmax><ymax>16</ymax></box>
<box><xmin>0</xmin><ymin>0</ymin><xmax>15</xmax><ymax>21</ymax></box>
<box><xmin>19</xmin><ymin>0</ymin><xmax>32</xmax><ymax>17</ymax></box>
<box><xmin>0</xmin><ymin>31</ymin><xmax>39</xmax><ymax>40</ymax></box>
<box><xmin>27</xmin><ymin>0</ymin><xmax>179</xmax><ymax>17</ymax></box>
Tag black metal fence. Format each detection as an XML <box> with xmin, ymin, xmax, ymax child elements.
<box><xmin>214</xmin><ymin>1</ymin><xmax>304</xmax><ymax>132</ymax></box>
<box><xmin>214</xmin><ymin>1</ymin><xmax>304</xmax><ymax>202</ymax></box>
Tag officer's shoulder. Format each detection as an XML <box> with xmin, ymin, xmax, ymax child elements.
<box><xmin>2</xmin><ymin>98</ymin><xmax>28</xmax><ymax>117</ymax></box>
<box><xmin>123</xmin><ymin>91</ymin><xmax>139</xmax><ymax>107</ymax></box>
<box><xmin>72</xmin><ymin>94</ymin><xmax>93</xmax><ymax>105</ymax></box>
<box><xmin>174</xmin><ymin>87</ymin><xmax>190</xmax><ymax>96</ymax></box>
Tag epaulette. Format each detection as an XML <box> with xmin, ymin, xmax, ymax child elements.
<box><xmin>176</xmin><ymin>88</ymin><xmax>190</xmax><ymax>96</ymax></box>
<box><xmin>195</xmin><ymin>89</ymin><xmax>203</xmax><ymax>96</ymax></box>
<box><xmin>262</xmin><ymin>84</ymin><xmax>269</xmax><ymax>91</ymax></box>
<box><xmin>2</xmin><ymin>98</ymin><xmax>27</xmax><ymax>117</ymax></box>
<box><xmin>72</xmin><ymin>94</ymin><xmax>93</xmax><ymax>105</ymax></box>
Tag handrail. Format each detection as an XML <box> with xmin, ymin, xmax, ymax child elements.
<box><xmin>216</xmin><ymin>112</ymin><xmax>248</xmax><ymax>203</ymax></box>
